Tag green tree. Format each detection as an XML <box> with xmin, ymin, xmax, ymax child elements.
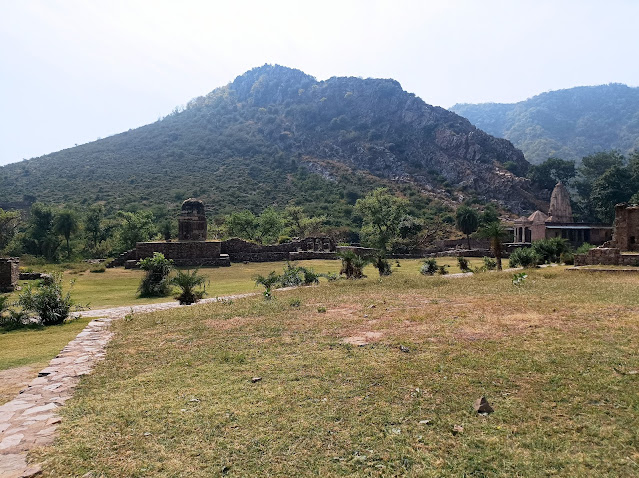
<box><xmin>257</xmin><ymin>207</ymin><xmax>285</xmax><ymax>244</ymax></box>
<box><xmin>477</xmin><ymin>222</ymin><xmax>509</xmax><ymax>271</ymax></box>
<box><xmin>117</xmin><ymin>211</ymin><xmax>155</xmax><ymax>251</ymax></box>
<box><xmin>455</xmin><ymin>205</ymin><xmax>479</xmax><ymax>250</ymax></box>
<box><xmin>170</xmin><ymin>269</ymin><xmax>207</xmax><ymax>304</ymax></box>
<box><xmin>53</xmin><ymin>210</ymin><xmax>79</xmax><ymax>259</ymax></box>
<box><xmin>85</xmin><ymin>204</ymin><xmax>104</xmax><ymax>249</ymax></box>
<box><xmin>591</xmin><ymin>165</ymin><xmax>636</xmax><ymax>222</ymax></box>
<box><xmin>22</xmin><ymin>202</ymin><xmax>60</xmax><ymax>261</ymax></box>
<box><xmin>225</xmin><ymin>210</ymin><xmax>258</xmax><ymax>240</ymax></box>
<box><xmin>354</xmin><ymin>188</ymin><xmax>408</xmax><ymax>253</ymax></box>
<box><xmin>0</xmin><ymin>208</ymin><xmax>20</xmax><ymax>252</ymax></box>
<box><xmin>528</xmin><ymin>157</ymin><xmax>576</xmax><ymax>190</ymax></box>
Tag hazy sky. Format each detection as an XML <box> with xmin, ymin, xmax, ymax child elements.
<box><xmin>1</xmin><ymin>0</ymin><xmax>638</xmax><ymax>166</ymax></box>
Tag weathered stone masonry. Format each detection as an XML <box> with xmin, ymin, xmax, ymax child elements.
<box><xmin>0</xmin><ymin>258</ymin><xmax>19</xmax><ymax>292</ymax></box>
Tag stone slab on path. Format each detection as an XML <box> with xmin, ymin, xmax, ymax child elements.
<box><xmin>0</xmin><ymin>292</ymin><xmax>255</xmax><ymax>477</ymax></box>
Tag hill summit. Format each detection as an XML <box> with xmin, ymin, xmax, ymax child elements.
<box><xmin>0</xmin><ymin>64</ymin><xmax>542</xmax><ymax>216</ymax></box>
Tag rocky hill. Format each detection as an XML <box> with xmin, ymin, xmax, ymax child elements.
<box><xmin>451</xmin><ymin>83</ymin><xmax>639</xmax><ymax>164</ymax></box>
<box><xmin>0</xmin><ymin>65</ymin><xmax>543</xmax><ymax>218</ymax></box>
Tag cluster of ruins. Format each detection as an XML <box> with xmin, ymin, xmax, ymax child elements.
<box><xmin>575</xmin><ymin>203</ymin><xmax>639</xmax><ymax>266</ymax></box>
<box><xmin>108</xmin><ymin>199</ymin><xmax>343</xmax><ymax>268</ymax></box>
<box><xmin>512</xmin><ymin>182</ymin><xmax>612</xmax><ymax>247</ymax></box>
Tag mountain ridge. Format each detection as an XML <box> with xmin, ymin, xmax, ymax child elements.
<box><xmin>0</xmin><ymin>64</ymin><xmax>544</xmax><ymax>219</ymax></box>
<box><xmin>451</xmin><ymin>83</ymin><xmax>639</xmax><ymax>164</ymax></box>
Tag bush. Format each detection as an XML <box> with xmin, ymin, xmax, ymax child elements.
<box><xmin>560</xmin><ymin>251</ymin><xmax>575</xmax><ymax>265</ymax></box>
<box><xmin>254</xmin><ymin>271</ymin><xmax>280</xmax><ymax>299</ymax></box>
<box><xmin>531</xmin><ymin>238</ymin><xmax>570</xmax><ymax>264</ymax></box>
<box><xmin>483</xmin><ymin>257</ymin><xmax>497</xmax><ymax>271</ymax></box>
<box><xmin>338</xmin><ymin>250</ymin><xmax>370</xmax><ymax>279</ymax></box>
<box><xmin>508</xmin><ymin>247</ymin><xmax>540</xmax><ymax>268</ymax></box>
<box><xmin>420</xmin><ymin>258</ymin><xmax>438</xmax><ymax>276</ymax></box>
<box><xmin>138</xmin><ymin>253</ymin><xmax>173</xmax><ymax>297</ymax></box>
<box><xmin>576</xmin><ymin>242</ymin><xmax>595</xmax><ymax>255</ymax></box>
<box><xmin>17</xmin><ymin>273</ymin><xmax>74</xmax><ymax>326</ymax></box>
<box><xmin>374</xmin><ymin>256</ymin><xmax>392</xmax><ymax>277</ymax></box>
<box><xmin>90</xmin><ymin>264</ymin><xmax>106</xmax><ymax>273</ymax></box>
<box><xmin>279</xmin><ymin>262</ymin><xmax>321</xmax><ymax>287</ymax></box>
<box><xmin>170</xmin><ymin>269</ymin><xmax>207</xmax><ymax>305</ymax></box>
<box><xmin>278</xmin><ymin>235</ymin><xmax>292</xmax><ymax>244</ymax></box>
<box><xmin>457</xmin><ymin>256</ymin><xmax>472</xmax><ymax>272</ymax></box>
<box><xmin>437</xmin><ymin>265</ymin><xmax>449</xmax><ymax>275</ymax></box>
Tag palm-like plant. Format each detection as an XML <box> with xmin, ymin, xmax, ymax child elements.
<box><xmin>53</xmin><ymin>210</ymin><xmax>79</xmax><ymax>259</ymax></box>
<box><xmin>337</xmin><ymin>250</ymin><xmax>371</xmax><ymax>279</ymax></box>
<box><xmin>170</xmin><ymin>269</ymin><xmax>207</xmax><ymax>305</ymax></box>
<box><xmin>477</xmin><ymin>222</ymin><xmax>509</xmax><ymax>270</ymax></box>
<box><xmin>254</xmin><ymin>271</ymin><xmax>281</xmax><ymax>299</ymax></box>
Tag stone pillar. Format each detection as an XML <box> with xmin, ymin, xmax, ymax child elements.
<box><xmin>0</xmin><ymin>258</ymin><xmax>19</xmax><ymax>292</ymax></box>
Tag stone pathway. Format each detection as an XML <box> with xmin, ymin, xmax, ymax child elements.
<box><xmin>0</xmin><ymin>293</ymin><xmax>256</xmax><ymax>478</ymax></box>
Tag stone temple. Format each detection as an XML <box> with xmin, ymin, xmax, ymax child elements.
<box><xmin>178</xmin><ymin>198</ymin><xmax>207</xmax><ymax>241</ymax></box>
<box><xmin>512</xmin><ymin>182</ymin><xmax>612</xmax><ymax>247</ymax></box>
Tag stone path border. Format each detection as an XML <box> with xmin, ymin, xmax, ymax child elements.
<box><xmin>0</xmin><ymin>293</ymin><xmax>255</xmax><ymax>478</ymax></box>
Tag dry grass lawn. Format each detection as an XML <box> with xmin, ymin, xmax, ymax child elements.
<box><xmin>32</xmin><ymin>268</ymin><xmax>639</xmax><ymax>476</ymax></box>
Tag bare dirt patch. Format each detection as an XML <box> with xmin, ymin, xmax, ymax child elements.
<box><xmin>0</xmin><ymin>365</ymin><xmax>39</xmax><ymax>405</ymax></box>
<box><xmin>343</xmin><ymin>331</ymin><xmax>384</xmax><ymax>346</ymax></box>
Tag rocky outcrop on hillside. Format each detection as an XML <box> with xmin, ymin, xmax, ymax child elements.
<box><xmin>220</xmin><ymin>65</ymin><xmax>542</xmax><ymax>212</ymax></box>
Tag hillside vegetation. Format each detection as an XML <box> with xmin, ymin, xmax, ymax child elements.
<box><xmin>0</xmin><ymin>65</ymin><xmax>542</xmax><ymax>221</ymax></box>
<box><xmin>451</xmin><ymin>84</ymin><xmax>639</xmax><ymax>164</ymax></box>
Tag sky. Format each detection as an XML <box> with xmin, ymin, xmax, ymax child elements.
<box><xmin>1</xmin><ymin>0</ymin><xmax>638</xmax><ymax>166</ymax></box>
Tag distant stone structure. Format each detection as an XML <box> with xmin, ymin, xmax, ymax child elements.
<box><xmin>547</xmin><ymin>182</ymin><xmax>573</xmax><ymax>222</ymax></box>
<box><xmin>108</xmin><ymin>199</ymin><xmax>345</xmax><ymax>268</ymax></box>
<box><xmin>575</xmin><ymin>203</ymin><xmax>639</xmax><ymax>266</ymax></box>
<box><xmin>512</xmin><ymin>182</ymin><xmax>612</xmax><ymax>247</ymax></box>
<box><xmin>0</xmin><ymin>258</ymin><xmax>20</xmax><ymax>292</ymax></box>
<box><xmin>608</xmin><ymin>203</ymin><xmax>639</xmax><ymax>251</ymax></box>
<box><xmin>178</xmin><ymin>198</ymin><xmax>207</xmax><ymax>241</ymax></box>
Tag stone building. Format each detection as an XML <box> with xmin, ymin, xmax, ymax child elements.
<box><xmin>0</xmin><ymin>258</ymin><xmax>19</xmax><ymax>292</ymax></box>
<box><xmin>512</xmin><ymin>182</ymin><xmax>612</xmax><ymax>247</ymax></box>
<box><xmin>178</xmin><ymin>198</ymin><xmax>207</xmax><ymax>241</ymax></box>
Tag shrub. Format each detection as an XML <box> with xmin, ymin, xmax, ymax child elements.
<box><xmin>437</xmin><ymin>265</ymin><xmax>449</xmax><ymax>275</ymax></box>
<box><xmin>508</xmin><ymin>247</ymin><xmax>540</xmax><ymax>268</ymax></box>
<box><xmin>279</xmin><ymin>262</ymin><xmax>304</xmax><ymax>287</ymax></box>
<box><xmin>279</xmin><ymin>262</ymin><xmax>321</xmax><ymax>287</ymax></box>
<box><xmin>457</xmin><ymin>256</ymin><xmax>472</xmax><ymax>272</ymax></box>
<box><xmin>337</xmin><ymin>250</ymin><xmax>370</xmax><ymax>279</ymax></box>
<box><xmin>90</xmin><ymin>264</ymin><xmax>106</xmax><ymax>273</ymax></box>
<box><xmin>278</xmin><ymin>235</ymin><xmax>292</xmax><ymax>244</ymax></box>
<box><xmin>138</xmin><ymin>253</ymin><xmax>173</xmax><ymax>297</ymax></box>
<box><xmin>576</xmin><ymin>242</ymin><xmax>595</xmax><ymax>255</ymax></box>
<box><xmin>374</xmin><ymin>255</ymin><xmax>392</xmax><ymax>277</ymax></box>
<box><xmin>317</xmin><ymin>306</ymin><xmax>327</xmax><ymax>313</ymax></box>
<box><xmin>289</xmin><ymin>298</ymin><xmax>301</xmax><ymax>307</ymax></box>
<box><xmin>254</xmin><ymin>271</ymin><xmax>280</xmax><ymax>299</ymax></box>
<box><xmin>170</xmin><ymin>269</ymin><xmax>207</xmax><ymax>305</ymax></box>
<box><xmin>17</xmin><ymin>273</ymin><xmax>74</xmax><ymax>326</ymax></box>
<box><xmin>560</xmin><ymin>251</ymin><xmax>575</xmax><ymax>265</ymax></box>
<box><xmin>420</xmin><ymin>258</ymin><xmax>438</xmax><ymax>276</ymax></box>
<box><xmin>531</xmin><ymin>238</ymin><xmax>570</xmax><ymax>264</ymax></box>
<box><xmin>483</xmin><ymin>257</ymin><xmax>497</xmax><ymax>270</ymax></box>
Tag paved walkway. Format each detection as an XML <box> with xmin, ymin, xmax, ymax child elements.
<box><xmin>0</xmin><ymin>293</ymin><xmax>256</xmax><ymax>478</ymax></box>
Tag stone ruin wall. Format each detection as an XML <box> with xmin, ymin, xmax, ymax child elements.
<box><xmin>0</xmin><ymin>258</ymin><xmax>20</xmax><ymax>292</ymax></box>
<box><xmin>221</xmin><ymin>237</ymin><xmax>336</xmax><ymax>263</ymax></box>
<box><xmin>610</xmin><ymin>204</ymin><xmax>639</xmax><ymax>251</ymax></box>
<box><xmin>574</xmin><ymin>247</ymin><xmax>639</xmax><ymax>267</ymax></box>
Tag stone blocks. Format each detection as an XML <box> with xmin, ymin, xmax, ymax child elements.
<box><xmin>0</xmin><ymin>258</ymin><xmax>19</xmax><ymax>292</ymax></box>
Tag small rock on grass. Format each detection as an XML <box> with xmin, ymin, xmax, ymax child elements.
<box><xmin>251</xmin><ymin>377</ymin><xmax>262</xmax><ymax>383</ymax></box>
<box><xmin>452</xmin><ymin>424</ymin><xmax>464</xmax><ymax>435</ymax></box>
<box><xmin>399</xmin><ymin>345</ymin><xmax>410</xmax><ymax>353</ymax></box>
<box><xmin>474</xmin><ymin>396</ymin><xmax>494</xmax><ymax>414</ymax></box>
